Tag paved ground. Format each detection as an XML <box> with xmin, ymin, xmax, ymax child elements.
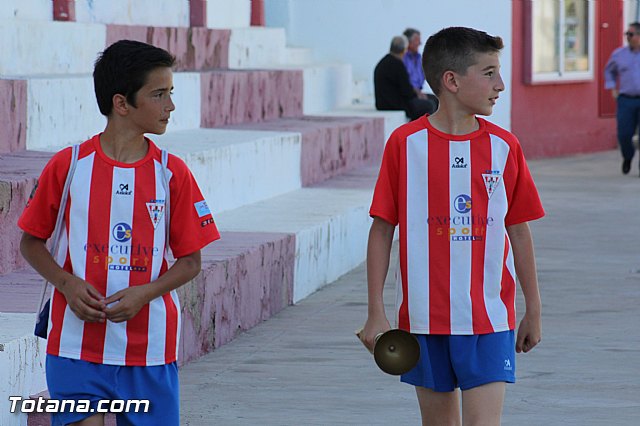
<box><xmin>180</xmin><ymin>149</ymin><xmax>640</xmax><ymax>425</ymax></box>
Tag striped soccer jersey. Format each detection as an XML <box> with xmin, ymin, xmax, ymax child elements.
<box><xmin>19</xmin><ymin>135</ymin><xmax>220</xmax><ymax>366</ymax></box>
<box><xmin>370</xmin><ymin>116</ymin><xmax>544</xmax><ymax>335</ymax></box>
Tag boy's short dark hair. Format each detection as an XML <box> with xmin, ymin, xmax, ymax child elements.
<box><xmin>422</xmin><ymin>27</ymin><xmax>503</xmax><ymax>96</ymax></box>
<box><xmin>93</xmin><ymin>40</ymin><xmax>176</xmax><ymax>116</ymax></box>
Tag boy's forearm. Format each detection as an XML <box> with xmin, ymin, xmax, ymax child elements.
<box><xmin>20</xmin><ymin>232</ymin><xmax>73</xmax><ymax>289</ymax></box>
<box><xmin>142</xmin><ymin>250</ymin><xmax>202</xmax><ymax>302</ymax></box>
<box><xmin>507</xmin><ymin>222</ymin><xmax>541</xmax><ymax>313</ymax></box>
<box><xmin>367</xmin><ymin>218</ymin><xmax>395</xmax><ymax>316</ymax></box>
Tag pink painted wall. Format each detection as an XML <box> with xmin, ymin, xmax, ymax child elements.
<box><xmin>511</xmin><ymin>1</ymin><xmax>617</xmax><ymax>158</ymax></box>
<box><xmin>106</xmin><ymin>25</ymin><xmax>231</xmax><ymax>70</ymax></box>
<box><xmin>229</xmin><ymin>116</ymin><xmax>384</xmax><ymax>186</ymax></box>
<box><xmin>200</xmin><ymin>70</ymin><xmax>303</xmax><ymax>127</ymax></box>
<box><xmin>178</xmin><ymin>232</ymin><xmax>295</xmax><ymax>364</ymax></box>
<box><xmin>0</xmin><ymin>152</ymin><xmax>53</xmax><ymax>275</ymax></box>
<box><xmin>0</xmin><ymin>80</ymin><xmax>27</xmax><ymax>154</ymax></box>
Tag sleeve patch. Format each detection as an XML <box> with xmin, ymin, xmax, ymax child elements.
<box><xmin>194</xmin><ymin>200</ymin><xmax>211</xmax><ymax>218</ymax></box>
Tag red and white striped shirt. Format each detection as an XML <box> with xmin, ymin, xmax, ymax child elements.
<box><xmin>19</xmin><ymin>135</ymin><xmax>220</xmax><ymax>366</ymax></box>
<box><xmin>370</xmin><ymin>116</ymin><xmax>544</xmax><ymax>335</ymax></box>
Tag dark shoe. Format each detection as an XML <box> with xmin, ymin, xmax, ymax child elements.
<box><xmin>622</xmin><ymin>159</ymin><xmax>631</xmax><ymax>174</ymax></box>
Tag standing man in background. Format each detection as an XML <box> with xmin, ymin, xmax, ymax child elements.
<box><xmin>604</xmin><ymin>22</ymin><xmax>640</xmax><ymax>176</ymax></box>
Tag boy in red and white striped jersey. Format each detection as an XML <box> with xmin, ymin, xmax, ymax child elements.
<box><xmin>19</xmin><ymin>40</ymin><xmax>220</xmax><ymax>425</ymax></box>
<box><xmin>362</xmin><ymin>27</ymin><xmax>544</xmax><ymax>425</ymax></box>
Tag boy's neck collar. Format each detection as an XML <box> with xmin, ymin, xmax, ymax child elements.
<box><xmin>427</xmin><ymin>112</ymin><xmax>480</xmax><ymax>136</ymax></box>
<box><xmin>98</xmin><ymin>130</ymin><xmax>149</xmax><ymax>164</ymax></box>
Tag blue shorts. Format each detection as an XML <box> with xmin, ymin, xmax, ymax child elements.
<box><xmin>401</xmin><ymin>331</ymin><xmax>515</xmax><ymax>392</ymax></box>
<box><xmin>46</xmin><ymin>355</ymin><xmax>179</xmax><ymax>426</ymax></box>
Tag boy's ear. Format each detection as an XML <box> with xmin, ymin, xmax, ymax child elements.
<box><xmin>442</xmin><ymin>70</ymin><xmax>459</xmax><ymax>94</ymax></box>
<box><xmin>112</xmin><ymin>94</ymin><xmax>129</xmax><ymax>116</ymax></box>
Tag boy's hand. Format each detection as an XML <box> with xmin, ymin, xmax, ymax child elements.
<box><xmin>104</xmin><ymin>286</ymin><xmax>152</xmax><ymax>323</ymax></box>
<box><xmin>60</xmin><ymin>277</ymin><xmax>106</xmax><ymax>323</ymax></box>
<box><xmin>516</xmin><ymin>311</ymin><xmax>541</xmax><ymax>353</ymax></box>
<box><xmin>361</xmin><ymin>313</ymin><xmax>391</xmax><ymax>353</ymax></box>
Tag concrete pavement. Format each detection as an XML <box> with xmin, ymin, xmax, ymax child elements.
<box><xmin>179</xmin><ymin>149</ymin><xmax>640</xmax><ymax>425</ymax></box>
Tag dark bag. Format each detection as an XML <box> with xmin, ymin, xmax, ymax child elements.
<box><xmin>34</xmin><ymin>300</ymin><xmax>50</xmax><ymax>338</ymax></box>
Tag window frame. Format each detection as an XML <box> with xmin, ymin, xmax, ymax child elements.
<box><xmin>523</xmin><ymin>0</ymin><xmax>595</xmax><ymax>84</ymax></box>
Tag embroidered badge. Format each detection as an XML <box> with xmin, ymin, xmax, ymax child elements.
<box><xmin>146</xmin><ymin>202</ymin><xmax>165</xmax><ymax>229</ymax></box>
<box><xmin>482</xmin><ymin>173</ymin><xmax>502</xmax><ymax>199</ymax></box>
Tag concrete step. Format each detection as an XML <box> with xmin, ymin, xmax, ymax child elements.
<box><xmin>227</xmin><ymin>115</ymin><xmax>384</xmax><ymax>186</ymax></box>
<box><xmin>106</xmin><ymin>25</ymin><xmax>349</xmax><ymax>115</ymax></box>
<box><xmin>179</xmin><ymin>232</ymin><xmax>294</xmax><ymax>363</ymax></box>
<box><xmin>153</xmin><ymin>128</ymin><xmax>302</xmax><ymax>214</ymax></box>
<box><xmin>285</xmin><ymin>46</ymin><xmax>314</xmax><ymax>66</ymax></box>
<box><xmin>0</xmin><ymin>126</ymin><xmax>301</xmax><ymax>274</ymax></box>
<box><xmin>215</xmin><ymin>165</ymin><xmax>380</xmax><ymax>303</ymax></box>
<box><xmin>0</xmin><ymin>112</ymin><xmax>383</xmax><ymax>275</ymax></box>
<box><xmin>1</xmin><ymin>21</ymin><xmax>289</xmax><ymax>78</ymax></box>
<box><xmin>0</xmin><ymin>74</ymin><xmax>172</xmax><ymax>152</ymax></box>
<box><xmin>107</xmin><ymin>25</ymin><xmax>353</xmax><ymax>114</ymax></box>
<box><xmin>106</xmin><ymin>25</ymin><xmax>231</xmax><ymax>71</ymax></box>
<box><xmin>107</xmin><ymin>24</ymin><xmax>352</xmax><ymax>116</ymax></box>
<box><xmin>0</xmin><ymin>79</ymin><xmax>27</xmax><ymax>154</ymax></box>
<box><xmin>257</xmin><ymin>62</ymin><xmax>353</xmax><ymax>114</ymax></box>
<box><xmin>200</xmin><ymin>69</ymin><xmax>303</xmax><ymax>128</ymax></box>
<box><xmin>205</xmin><ymin>0</ymin><xmax>251</xmax><ymax>29</ymax></box>
<box><xmin>0</xmin><ymin>150</ymin><xmax>53</xmax><ymax>275</ymax></box>
<box><xmin>316</xmin><ymin>103</ymin><xmax>408</xmax><ymax>142</ymax></box>
<box><xmin>0</xmin><ymin>312</ymin><xmax>47</xmax><ymax>426</ymax></box>
<box><xmin>300</xmin><ymin>63</ymin><xmax>353</xmax><ymax>114</ymax></box>
<box><xmin>13</xmin><ymin>68</ymin><xmax>302</xmax><ymax>152</ymax></box>
<box><xmin>0</xmin><ymin>19</ymin><xmax>106</xmax><ymax>77</ymax></box>
<box><xmin>77</xmin><ymin>0</ymin><xmax>189</xmax><ymax>27</ymax></box>
<box><xmin>228</xmin><ymin>27</ymin><xmax>288</xmax><ymax>69</ymax></box>
<box><xmin>1</xmin><ymin>0</ymin><xmax>52</xmax><ymax>21</ymax></box>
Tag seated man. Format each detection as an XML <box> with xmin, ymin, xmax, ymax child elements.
<box><xmin>374</xmin><ymin>35</ymin><xmax>437</xmax><ymax>120</ymax></box>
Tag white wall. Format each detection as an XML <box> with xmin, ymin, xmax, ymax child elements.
<box><xmin>265</xmin><ymin>0</ymin><xmax>513</xmax><ymax>129</ymax></box>
<box><xmin>0</xmin><ymin>20</ymin><xmax>106</xmax><ymax>77</ymax></box>
<box><xmin>626</xmin><ymin>0</ymin><xmax>640</xmax><ymax>24</ymax></box>
<box><xmin>207</xmin><ymin>0</ymin><xmax>251</xmax><ymax>28</ymax></box>
<box><xmin>0</xmin><ymin>0</ymin><xmax>51</xmax><ymax>21</ymax></box>
<box><xmin>75</xmin><ymin>0</ymin><xmax>189</xmax><ymax>27</ymax></box>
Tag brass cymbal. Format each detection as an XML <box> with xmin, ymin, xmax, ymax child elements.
<box><xmin>373</xmin><ymin>329</ymin><xmax>420</xmax><ymax>376</ymax></box>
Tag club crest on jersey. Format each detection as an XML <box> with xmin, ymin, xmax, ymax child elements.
<box><xmin>482</xmin><ymin>172</ymin><xmax>502</xmax><ymax>199</ymax></box>
<box><xmin>146</xmin><ymin>201</ymin><xmax>165</xmax><ymax>229</ymax></box>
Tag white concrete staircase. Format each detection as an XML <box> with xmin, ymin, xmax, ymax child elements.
<box><xmin>0</xmin><ymin>3</ymin><xmax>402</xmax><ymax>425</ymax></box>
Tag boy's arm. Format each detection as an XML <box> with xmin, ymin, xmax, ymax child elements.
<box><xmin>103</xmin><ymin>250</ymin><xmax>201</xmax><ymax>323</ymax></box>
<box><xmin>361</xmin><ymin>216</ymin><xmax>395</xmax><ymax>351</ymax></box>
<box><xmin>20</xmin><ymin>232</ymin><xmax>106</xmax><ymax>322</ymax></box>
<box><xmin>507</xmin><ymin>222</ymin><xmax>542</xmax><ymax>353</ymax></box>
